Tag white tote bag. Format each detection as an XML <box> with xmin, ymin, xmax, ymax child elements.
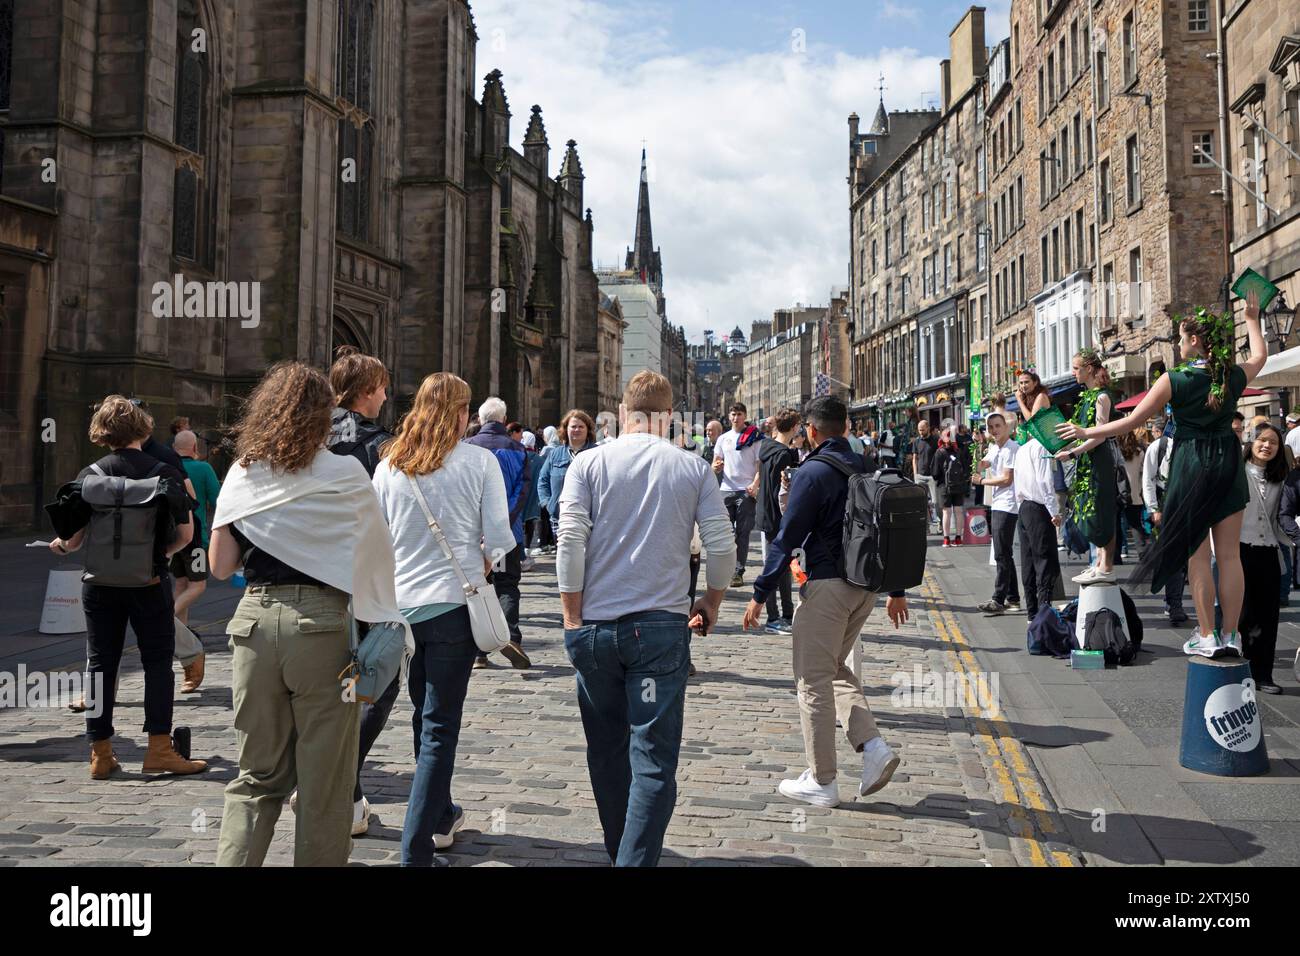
<box><xmin>405</xmin><ymin>474</ymin><xmax>511</xmax><ymax>654</ymax></box>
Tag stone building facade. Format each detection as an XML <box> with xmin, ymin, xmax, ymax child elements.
<box><xmin>0</xmin><ymin>0</ymin><xmax>603</xmax><ymax>529</ymax></box>
<box><xmin>849</xmin><ymin>6</ymin><xmax>990</xmax><ymax>430</ymax></box>
<box><xmin>991</xmin><ymin>0</ymin><xmax>1223</xmax><ymax>403</ymax></box>
<box><xmin>596</xmin><ymin>291</ymin><xmax>626</xmax><ymax>416</ymax></box>
<box><xmin>1223</xmin><ymin>0</ymin><xmax>1300</xmax><ymax>397</ymax></box>
<box><xmin>736</xmin><ymin>301</ymin><xmax>850</xmax><ymax>420</ymax></box>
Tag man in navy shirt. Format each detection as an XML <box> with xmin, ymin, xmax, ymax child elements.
<box><xmin>742</xmin><ymin>396</ymin><xmax>908</xmax><ymax>809</ymax></box>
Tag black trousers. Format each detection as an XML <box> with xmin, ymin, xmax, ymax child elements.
<box><xmin>486</xmin><ymin>542</ymin><xmax>524</xmax><ymax>649</ymax></box>
<box><xmin>538</xmin><ymin>507</ymin><xmax>555</xmax><ymax>549</ymax></box>
<box><xmin>1239</xmin><ymin>543</ymin><xmax>1281</xmax><ymax>685</ymax></box>
<box><xmin>355</xmin><ymin>670</ymin><xmax>401</xmax><ymax>802</ymax></box>
<box><xmin>990</xmin><ymin>510</ymin><xmax>1020</xmax><ymax>605</ymax></box>
<box><xmin>723</xmin><ymin>492</ymin><xmax>757</xmax><ymax>573</ymax></box>
<box><xmin>82</xmin><ymin>577</ymin><xmax>176</xmax><ymax>742</ymax></box>
<box><xmin>1017</xmin><ymin>501</ymin><xmax>1060</xmax><ymax>620</ymax></box>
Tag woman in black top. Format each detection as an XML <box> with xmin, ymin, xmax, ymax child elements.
<box><xmin>46</xmin><ymin>396</ymin><xmax>208</xmax><ymax>779</ymax></box>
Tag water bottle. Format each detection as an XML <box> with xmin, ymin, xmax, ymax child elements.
<box><xmin>231</xmin><ymin>570</ymin><xmax>246</xmax><ymax>589</ymax></box>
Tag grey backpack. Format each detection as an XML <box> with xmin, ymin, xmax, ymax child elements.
<box><xmin>81</xmin><ymin>462</ymin><xmax>166</xmax><ymax>587</ymax></box>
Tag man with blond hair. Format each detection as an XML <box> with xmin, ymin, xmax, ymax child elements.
<box><xmin>558</xmin><ymin>371</ymin><xmax>736</xmax><ymax>865</ymax></box>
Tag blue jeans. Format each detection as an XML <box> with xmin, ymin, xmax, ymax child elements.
<box><xmin>564</xmin><ymin>611</ymin><xmax>690</xmax><ymax>867</ymax></box>
<box><xmin>401</xmin><ymin>606</ymin><xmax>476</xmax><ymax>867</ymax></box>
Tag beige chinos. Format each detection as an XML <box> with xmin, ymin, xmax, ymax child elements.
<box><xmin>791</xmin><ymin>578</ymin><xmax>881</xmax><ymax>784</ymax></box>
<box><xmin>216</xmin><ymin>585</ymin><xmax>359</xmax><ymax>867</ymax></box>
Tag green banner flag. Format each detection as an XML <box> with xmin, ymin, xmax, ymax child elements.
<box><xmin>969</xmin><ymin>354</ymin><xmax>984</xmax><ymax>416</ymax></box>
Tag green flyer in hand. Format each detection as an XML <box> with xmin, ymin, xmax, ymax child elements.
<box><xmin>1020</xmin><ymin>404</ymin><xmax>1071</xmax><ymax>454</ymax></box>
<box><xmin>1231</xmin><ymin>268</ymin><xmax>1279</xmax><ymax>312</ymax></box>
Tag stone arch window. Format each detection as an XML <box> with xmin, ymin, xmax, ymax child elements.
<box><xmin>336</xmin><ymin>0</ymin><xmax>376</xmax><ymax>242</ymax></box>
<box><xmin>172</xmin><ymin>0</ymin><xmax>212</xmax><ymax>266</ymax></box>
<box><xmin>332</xmin><ymin>310</ymin><xmax>369</xmax><ymax>355</ymax></box>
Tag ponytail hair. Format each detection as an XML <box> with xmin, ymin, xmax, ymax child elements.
<box><xmin>1179</xmin><ymin>307</ymin><xmax>1237</xmax><ymax>411</ymax></box>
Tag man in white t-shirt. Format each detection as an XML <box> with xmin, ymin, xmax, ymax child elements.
<box><xmin>972</xmin><ymin>413</ymin><xmax>1020</xmax><ymax>614</ymax></box>
<box><xmin>1285</xmin><ymin>412</ymin><xmax>1300</xmax><ymax>465</ymax></box>
<box><xmin>712</xmin><ymin>402</ymin><xmax>762</xmax><ymax>587</ymax></box>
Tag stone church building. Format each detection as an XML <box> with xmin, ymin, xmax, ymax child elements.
<box><xmin>0</xmin><ymin>0</ymin><xmax>604</xmax><ymax>529</ymax></box>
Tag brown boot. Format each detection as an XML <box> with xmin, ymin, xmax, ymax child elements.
<box><xmin>90</xmin><ymin>739</ymin><xmax>120</xmax><ymax>780</ymax></box>
<box><xmin>180</xmin><ymin>653</ymin><xmax>205</xmax><ymax>693</ymax></box>
<box><xmin>142</xmin><ymin>734</ymin><xmax>208</xmax><ymax>775</ymax></box>
<box><xmin>69</xmin><ymin>696</ymin><xmax>87</xmax><ymax>713</ymax></box>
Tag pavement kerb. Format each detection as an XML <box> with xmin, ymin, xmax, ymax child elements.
<box><xmin>922</xmin><ymin>570</ymin><xmax>1082</xmax><ymax>867</ymax></box>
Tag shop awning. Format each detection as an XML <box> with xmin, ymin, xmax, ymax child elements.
<box><xmin>1114</xmin><ymin>386</ymin><xmax>1272</xmax><ymax>411</ymax></box>
<box><xmin>1252</xmin><ymin>347</ymin><xmax>1300</xmax><ymax>388</ymax></box>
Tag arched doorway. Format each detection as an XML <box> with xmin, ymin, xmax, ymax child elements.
<box><xmin>332</xmin><ymin>310</ymin><xmax>369</xmax><ymax>357</ymax></box>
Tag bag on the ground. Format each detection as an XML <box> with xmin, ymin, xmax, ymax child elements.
<box><xmin>80</xmin><ymin>462</ymin><xmax>167</xmax><ymax>587</ymax></box>
<box><xmin>1119</xmin><ymin>587</ymin><xmax>1144</xmax><ymax>654</ymax></box>
<box><xmin>1028</xmin><ymin>604</ymin><xmax>1073</xmax><ymax>658</ymax></box>
<box><xmin>1083</xmin><ymin>608</ymin><xmax>1134</xmax><ymax>666</ymax></box>
<box><xmin>405</xmin><ymin>474</ymin><xmax>511</xmax><ymax>653</ymax></box>
<box><xmin>821</xmin><ymin>461</ymin><xmax>928</xmax><ymax>593</ymax></box>
<box><xmin>1059</xmin><ymin>597</ymin><xmax>1079</xmax><ymax>624</ymax></box>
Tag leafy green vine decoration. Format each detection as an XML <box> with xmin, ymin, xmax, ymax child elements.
<box><xmin>1068</xmin><ymin>388</ymin><xmax>1101</xmax><ymax>524</ymax></box>
<box><xmin>1171</xmin><ymin>306</ymin><xmax>1237</xmax><ymax>408</ymax></box>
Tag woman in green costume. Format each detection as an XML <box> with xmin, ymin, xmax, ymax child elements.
<box><xmin>1056</xmin><ymin>349</ymin><xmax>1118</xmax><ymax>584</ymax></box>
<box><xmin>1057</xmin><ymin>293</ymin><xmax>1268</xmax><ymax>659</ymax></box>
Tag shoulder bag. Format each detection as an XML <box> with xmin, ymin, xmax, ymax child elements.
<box><xmin>404</xmin><ymin>473</ymin><xmax>511</xmax><ymax>653</ymax></box>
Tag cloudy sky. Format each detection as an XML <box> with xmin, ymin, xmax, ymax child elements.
<box><xmin>472</xmin><ymin>0</ymin><xmax>1009</xmax><ymax>346</ymax></box>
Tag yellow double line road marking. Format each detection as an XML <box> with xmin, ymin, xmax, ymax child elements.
<box><xmin>922</xmin><ymin>572</ymin><xmax>1076</xmax><ymax>868</ymax></box>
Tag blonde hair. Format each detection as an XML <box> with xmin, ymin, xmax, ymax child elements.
<box><xmin>623</xmin><ymin>370</ymin><xmax>673</xmax><ymax>414</ymax></box>
<box><xmin>385</xmin><ymin>373</ymin><xmax>471</xmax><ymax>476</ymax></box>
<box><xmin>88</xmin><ymin>396</ymin><xmax>154</xmax><ymax>449</ymax></box>
<box><xmin>235</xmin><ymin>363</ymin><xmax>334</xmax><ymax>472</ymax></box>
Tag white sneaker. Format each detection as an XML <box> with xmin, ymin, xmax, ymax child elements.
<box><xmin>351</xmin><ymin>796</ymin><xmax>371</xmax><ymax>836</ymax></box>
<box><xmin>859</xmin><ymin>737</ymin><xmax>900</xmax><ymax>798</ymax></box>
<box><xmin>433</xmin><ymin>806</ymin><xmax>466</xmax><ymax>850</ymax></box>
<box><xmin>1071</xmin><ymin>566</ymin><xmax>1098</xmax><ymax>585</ymax></box>
<box><xmin>1090</xmin><ymin>568</ymin><xmax>1116</xmax><ymax>584</ymax></box>
<box><xmin>288</xmin><ymin>790</ymin><xmax>298</xmax><ymax>813</ymax></box>
<box><xmin>1220</xmin><ymin>631</ymin><xmax>1243</xmax><ymax>656</ymax></box>
<box><xmin>1183</xmin><ymin>629</ymin><xmax>1227</xmax><ymax>659</ymax></box>
<box><xmin>777</xmin><ymin>768</ymin><xmax>840</xmax><ymax>808</ymax></box>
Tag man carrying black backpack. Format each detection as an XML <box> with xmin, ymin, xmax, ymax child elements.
<box><xmin>45</xmin><ymin>396</ymin><xmax>208</xmax><ymax>780</ymax></box>
<box><xmin>741</xmin><ymin>396</ymin><xmax>909</xmax><ymax>809</ymax></box>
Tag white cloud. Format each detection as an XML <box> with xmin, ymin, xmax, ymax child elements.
<box><xmin>472</xmin><ymin>0</ymin><xmax>939</xmax><ymax>344</ymax></box>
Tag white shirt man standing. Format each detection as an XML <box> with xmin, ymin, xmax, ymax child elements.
<box><xmin>712</xmin><ymin>403</ymin><xmax>762</xmax><ymax>587</ymax></box>
<box><xmin>972</xmin><ymin>413</ymin><xmax>1020</xmax><ymax>614</ymax></box>
<box><xmin>1012</xmin><ymin>436</ymin><xmax>1063</xmax><ymax>622</ymax></box>
<box><xmin>557</xmin><ymin>371</ymin><xmax>735</xmax><ymax>866</ymax></box>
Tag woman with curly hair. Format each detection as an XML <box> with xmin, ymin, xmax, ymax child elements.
<box><xmin>1015</xmin><ymin>371</ymin><xmax>1051</xmax><ymax>422</ymax></box>
<box><xmin>1059</xmin><ymin>293</ymin><xmax>1268</xmax><ymax>659</ymax></box>
<box><xmin>537</xmin><ymin>408</ymin><xmax>598</xmax><ymax>540</ymax></box>
<box><xmin>209</xmin><ymin>362</ymin><xmax>408</xmax><ymax>866</ymax></box>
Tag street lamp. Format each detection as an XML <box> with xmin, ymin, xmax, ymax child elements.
<box><xmin>1265</xmin><ymin>291</ymin><xmax>1297</xmax><ymax>350</ymax></box>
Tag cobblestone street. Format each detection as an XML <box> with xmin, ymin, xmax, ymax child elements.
<box><xmin>0</xmin><ymin>548</ymin><xmax>1072</xmax><ymax>867</ymax></box>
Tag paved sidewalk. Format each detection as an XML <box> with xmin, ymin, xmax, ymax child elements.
<box><xmin>0</xmin><ymin>538</ymin><xmax>1067</xmax><ymax>867</ymax></box>
<box><xmin>929</xmin><ymin>532</ymin><xmax>1300</xmax><ymax>867</ymax></box>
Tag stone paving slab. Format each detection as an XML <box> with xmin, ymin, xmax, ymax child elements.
<box><xmin>0</xmin><ymin>547</ymin><xmax>1063</xmax><ymax>867</ymax></box>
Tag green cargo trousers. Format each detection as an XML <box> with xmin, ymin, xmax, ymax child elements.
<box><xmin>216</xmin><ymin>584</ymin><xmax>359</xmax><ymax>867</ymax></box>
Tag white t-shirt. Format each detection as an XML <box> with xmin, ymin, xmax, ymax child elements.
<box><xmin>1285</xmin><ymin>426</ymin><xmax>1300</xmax><ymax>460</ymax></box>
<box><xmin>714</xmin><ymin>428</ymin><xmax>760</xmax><ymax>492</ymax></box>
<box><xmin>983</xmin><ymin>438</ymin><xmax>1020</xmax><ymax>513</ymax></box>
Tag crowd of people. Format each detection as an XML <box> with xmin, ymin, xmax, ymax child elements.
<box><xmin>39</xmin><ymin>290</ymin><xmax>1292</xmax><ymax>867</ymax></box>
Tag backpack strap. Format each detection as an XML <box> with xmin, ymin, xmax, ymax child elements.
<box><xmin>89</xmin><ymin>463</ymin><xmax>105</xmax><ymax>476</ymax></box>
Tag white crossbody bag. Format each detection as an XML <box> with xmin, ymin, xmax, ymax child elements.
<box><xmin>405</xmin><ymin>474</ymin><xmax>511</xmax><ymax>654</ymax></box>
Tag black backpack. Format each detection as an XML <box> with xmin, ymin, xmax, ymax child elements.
<box><xmin>81</xmin><ymin>461</ymin><xmax>167</xmax><ymax>587</ymax></box>
<box><xmin>943</xmin><ymin>452</ymin><xmax>970</xmax><ymax>497</ymax></box>
<box><xmin>820</xmin><ymin>460</ymin><xmax>929</xmax><ymax>593</ymax></box>
<box><xmin>1083</xmin><ymin>608</ymin><xmax>1135</xmax><ymax>666</ymax></box>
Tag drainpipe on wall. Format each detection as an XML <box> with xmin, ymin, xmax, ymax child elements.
<box><xmin>1213</xmin><ymin>0</ymin><xmax>1233</xmax><ymax>314</ymax></box>
<box><xmin>1087</xmin><ymin>4</ymin><xmax>1105</xmax><ymax>349</ymax></box>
